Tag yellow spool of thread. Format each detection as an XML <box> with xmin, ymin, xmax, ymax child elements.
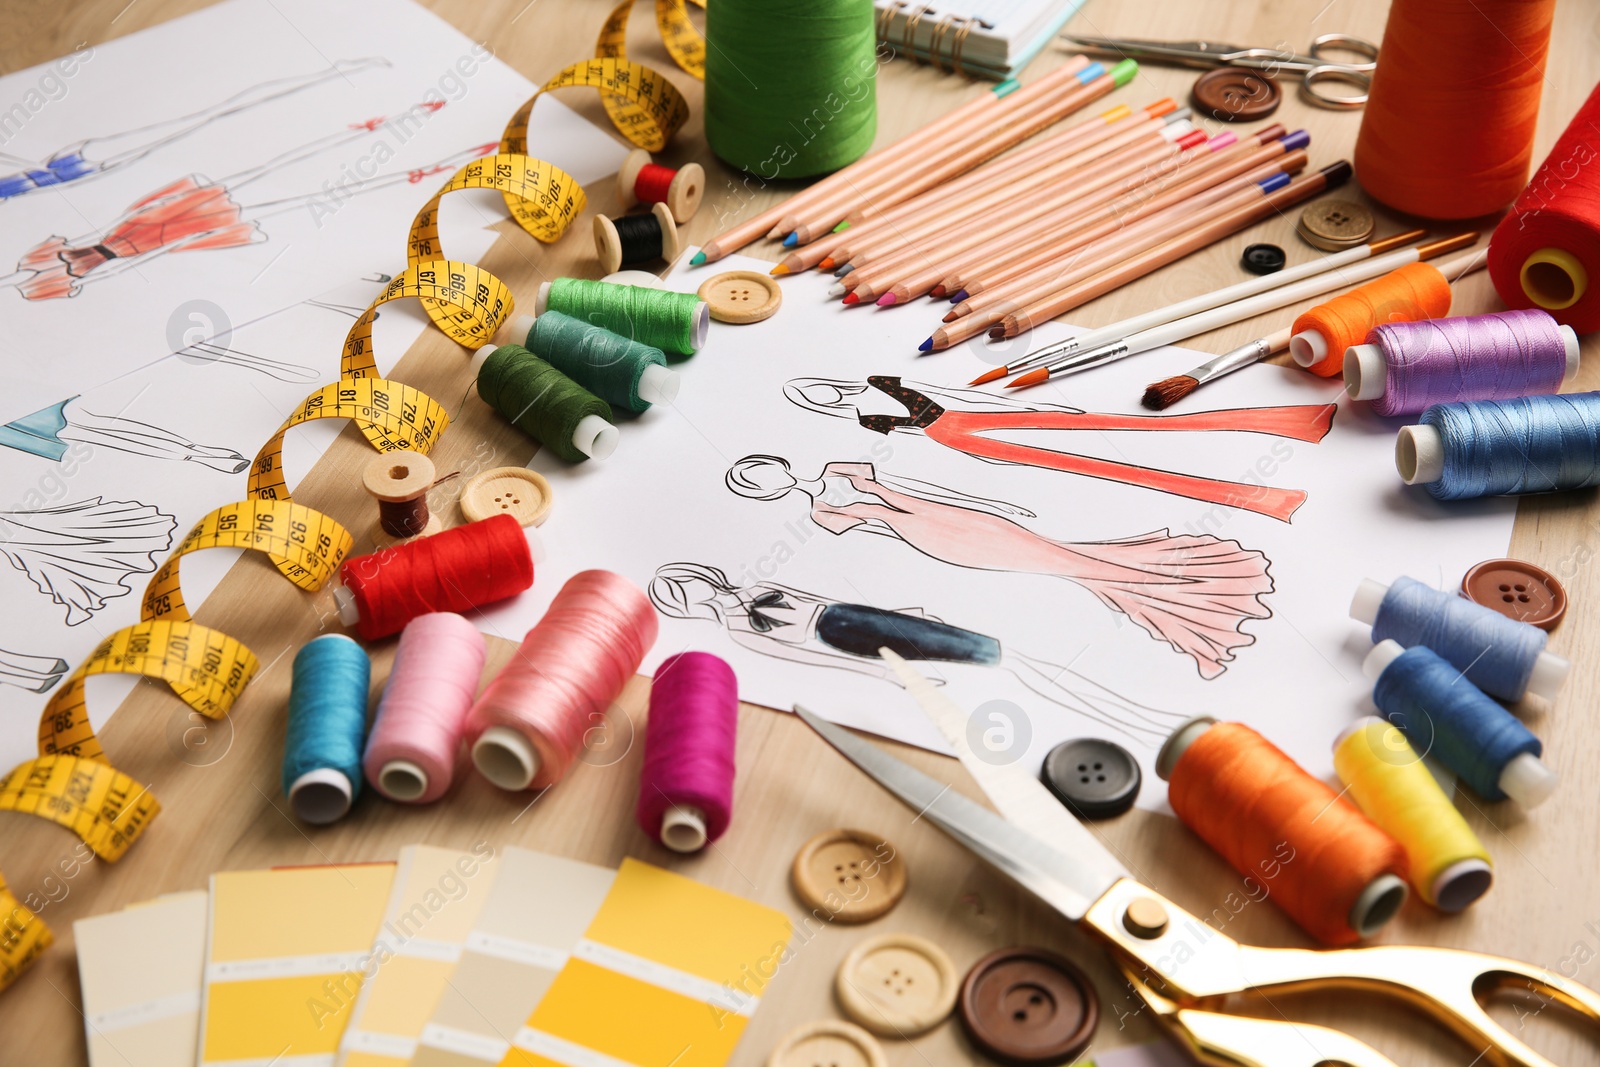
<box><xmin>1332</xmin><ymin>716</ymin><xmax>1493</xmax><ymax>912</ymax></box>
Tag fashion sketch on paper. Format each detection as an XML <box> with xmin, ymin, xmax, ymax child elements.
<box><xmin>649</xmin><ymin>562</ymin><xmax>1186</xmax><ymax>743</ymax></box>
<box><xmin>0</xmin><ymin>648</ymin><xmax>68</xmax><ymax>693</ymax></box>
<box><xmin>727</xmin><ymin>455</ymin><xmax>1272</xmax><ymax>679</ymax></box>
<box><xmin>0</xmin><ymin>498</ymin><xmax>177</xmax><ymax>626</ymax></box>
<box><xmin>0</xmin><ymin>58</ymin><xmax>387</xmax><ymax>201</ymax></box>
<box><xmin>783</xmin><ymin>376</ymin><xmax>1337</xmax><ymax>522</ymax></box>
<box><xmin>1</xmin><ymin>398</ymin><xmax>249</xmax><ymax>473</ymax></box>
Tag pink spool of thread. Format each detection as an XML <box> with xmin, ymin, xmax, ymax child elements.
<box><xmin>636</xmin><ymin>651</ymin><xmax>738</xmax><ymax>852</ymax></box>
<box><xmin>466</xmin><ymin>570</ymin><xmax>658</xmax><ymax>791</ymax></box>
<box><xmin>362</xmin><ymin>612</ymin><xmax>487</xmax><ymax>803</ymax></box>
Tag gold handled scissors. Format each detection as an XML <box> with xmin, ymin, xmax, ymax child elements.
<box><xmin>1061</xmin><ymin>33</ymin><xmax>1378</xmax><ymax>110</ymax></box>
<box><xmin>793</xmin><ymin>648</ymin><xmax>1600</xmax><ymax>1067</ymax></box>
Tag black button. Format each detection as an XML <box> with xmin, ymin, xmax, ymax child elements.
<box><xmin>1041</xmin><ymin>739</ymin><xmax>1140</xmax><ymax>819</ymax></box>
<box><xmin>1241</xmin><ymin>243</ymin><xmax>1286</xmax><ymax>275</ymax></box>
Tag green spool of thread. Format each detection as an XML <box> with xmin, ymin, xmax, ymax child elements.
<box><xmin>522</xmin><ymin>310</ymin><xmax>680</xmax><ymax>414</ymax></box>
<box><xmin>704</xmin><ymin>0</ymin><xmax>879</xmax><ymax>179</ymax></box>
<box><xmin>523</xmin><ymin>277</ymin><xmax>709</xmax><ymax>356</ymax></box>
<box><xmin>473</xmin><ymin>343</ymin><xmax>618</xmax><ymax>463</ymax></box>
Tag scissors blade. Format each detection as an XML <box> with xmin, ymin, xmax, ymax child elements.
<box><xmin>1060</xmin><ymin>35</ymin><xmax>1241</xmax><ymax>67</ymax></box>
<box><xmin>793</xmin><ymin>704</ymin><xmax>1123</xmax><ymax>921</ymax></box>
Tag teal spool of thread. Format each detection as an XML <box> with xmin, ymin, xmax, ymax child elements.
<box><xmin>283</xmin><ymin>634</ymin><xmax>370</xmax><ymax>825</ymax></box>
<box><xmin>525</xmin><ymin>277</ymin><xmax>709</xmax><ymax>356</ymax></box>
<box><xmin>704</xmin><ymin>0</ymin><xmax>879</xmax><ymax>178</ymax></box>
<box><xmin>473</xmin><ymin>343</ymin><xmax>619</xmax><ymax>462</ymax></box>
<box><xmin>519</xmin><ymin>311</ymin><xmax>680</xmax><ymax>414</ymax></box>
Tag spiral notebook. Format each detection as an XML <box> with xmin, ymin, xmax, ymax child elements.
<box><xmin>875</xmin><ymin>0</ymin><xmax>1091</xmax><ymax>79</ymax></box>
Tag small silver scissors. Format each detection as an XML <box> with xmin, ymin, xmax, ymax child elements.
<box><xmin>1062</xmin><ymin>33</ymin><xmax>1378</xmax><ymax>110</ymax></box>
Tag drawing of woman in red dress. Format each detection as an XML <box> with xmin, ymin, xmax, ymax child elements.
<box><xmin>727</xmin><ymin>456</ymin><xmax>1272</xmax><ymax>679</ymax></box>
<box><xmin>783</xmin><ymin>376</ymin><xmax>1336</xmax><ymax>523</ymax></box>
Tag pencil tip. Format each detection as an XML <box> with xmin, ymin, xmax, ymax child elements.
<box><xmin>988</xmin><ymin>326</ymin><xmax>1007</xmax><ymax>340</ymax></box>
<box><xmin>918</xmin><ymin>338</ymin><xmax>933</xmax><ymax>352</ymax></box>
<box><xmin>833</xmin><ymin>263</ymin><xmax>854</xmax><ymax>277</ymax></box>
<box><xmin>833</xmin><ymin>221</ymin><xmax>850</xmax><ymax>233</ymax></box>
<box><xmin>827</xmin><ymin>282</ymin><xmax>845</xmax><ymax>298</ymax></box>
<box><xmin>942</xmin><ymin>310</ymin><xmax>958</xmax><ymax>323</ymax></box>
<box><xmin>782</xmin><ymin>232</ymin><xmax>799</xmax><ymax>248</ymax></box>
<box><xmin>689</xmin><ymin>250</ymin><xmax>707</xmax><ymax>266</ymax></box>
<box><xmin>877</xmin><ymin>293</ymin><xmax>898</xmax><ymax>306</ymax></box>
<box><xmin>818</xmin><ymin>257</ymin><xmax>836</xmax><ymax>270</ymax></box>
<box><xmin>969</xmin><ymin>367</ymin><xmax>1006</xmax><ymax>386</ymax></box>
<box><xmin>1008</xmin><ymin>369</ymin><xmax>1048</xmax><ymax>389</ymax></box>
<box><xmin>930</xmin><ymin>285</ymin><xmax>947</xmax><ymax>298</ymax></box>
<box><xmin>770</xmin><ymin>263</ymin><xmax>790</xmax><ymax>276</ymax></box>
<box><xmin>951</xmin><ymin>289</ymin><xmax>968</xmax><ymax>303</ymax></box>
<box><xmin>842</xmin><ymin>292</ymin><xmax>861</xmax><ymax>306</ymax></box>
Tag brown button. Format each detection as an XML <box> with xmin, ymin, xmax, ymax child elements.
<box><xmin>958</xmin><ymin>947</ymin><xmax>1099</xmax><ymax>1066</ymax></box>
<box><xmin>1191</xmin><ymin>67</ymin><xmax>1281</xmax><ymax>122</ymax></box>
<box><xmin>1461</xmin><ymin>558</ymin><xmax>1567</xmax><ymax>631</ymax></box>
<box><xmin>791</xmin><ymin>828</ymin><xmax>906</xmax><ymax>924</ymax></box>
<box><xmin>460</xmin><ymin>467</ymin><xmax>554</xmax><ymax>527</ymax></box>
<box><xmin>767</xmin><ymin>1019</ymin><xmax>887</xmax><ymax>1067</ymax></box>
<box><xmin>698</xmin><ymin>270</ymin><xmax>783</xmax><ymax>324</ymax></box>
<box><xmin>1297</xmin><ymin>199</ymin><xmax>1376</xmax><ymax>251</ymax></box>
<box><xmin>835</xmin><ymin>933</ymin><xmax>959</xmax><ymax>1037</ymax></box>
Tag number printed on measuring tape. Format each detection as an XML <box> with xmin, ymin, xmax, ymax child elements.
<box><xmin>596</xmin><ymin>0</ymin><xmax>706</xmax><ymax>82</ymax></box>
<box><xmin>343</xmin><ymin>262</ymin><xmax>512</xmax><ymax>378</ymax></box>
<box><xmin>0</xmin><ymin>754</ymin><xmax>161</xmax><ymax>863</ymax></box>
<box><xmin>411</xmin><ymin>153</ymin><xmax>588</xmax><ymax>258</ymax></box>
<box><xmin>251</xmin><ymin>378</ymin><xmax>449</xmax><ymax>500</ymax></box>
<box><xmin>38</xmin><ymin>620</ymin><xmax>259</xmax><ymax>762</ymax></box>
<box><xmin>0</xmin><ymin>869</ymin><xmax>52</xmax><ymax>992</ymax></box>
<box><xmin>142</xmin><ymin>500</ymin><xmax>351</xmax><ymax>623</ymax></box>
<box><xmin>502</xmin><ymin>56</ymin><xmax>689</xmax><ymax>158</ymax></box>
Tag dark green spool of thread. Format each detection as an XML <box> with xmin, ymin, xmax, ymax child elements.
<box><xmin>477</xmin><ymin>344</ymin><xmax>616</xmax><ymax>463</ymax></box>
<box><xmin>704</xmin><ymin>0</ymin><xmax>879</xmax><ymax>179</ymax></box>
<box><xmin>527</xmin><ymin>311</ymin><xmax>674</xmax><ymax>414</ymax></box>
<box><xmin>540</xmin><ymin>277</ymin><xmax>708</xmax><ymax>356</ymax></box>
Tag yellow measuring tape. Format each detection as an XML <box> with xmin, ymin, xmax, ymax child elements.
<box><xmin>597</xmin><ymin>0</ymin><xmax>706</xmax><ymax>82</ymax></box>
<box><xmin>1</xmin><ymin>754</ymin><xmax>160</xmax><ymax>861</ymax></box>
<box><xmin>503</xmin><ymin>56</ymin><xmax>690</xmax><ymax>160</ymax></box>
<box><xmin>343</xmin><ymin>262</ymin><xmax>513</xmax><ymax>375</ymax></box>
<box><xmin>1</xmin><ymin>871</ymin><xmax>51</xmax><ymax>993</ymax></box>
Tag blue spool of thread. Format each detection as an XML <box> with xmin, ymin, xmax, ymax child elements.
<box><xmin>283</xmin><ymin>633</ymin><xmax>370</xmax><ymax>824</ymax></box>
<box><xmin>1364</xmin><ymin>639</ymin><xmax>1556</xmax><ymax>807</ymax></box>
<box><xmin>1397</xmin><ymin>390</ymin><xmax>1600</xmax><ymax>500</ymax></box>
<box><xmin>1351</xmin><ymin>576</ymin><xmax>1568</xmax><ymax>703</ymax></box>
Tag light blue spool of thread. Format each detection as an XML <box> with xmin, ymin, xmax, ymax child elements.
<box><xmin>1364</xmin><ymin>639</ymin><xmax>1556</xmax><ymax>807</ymax></box>
<box><xmin>1351</xmin><ymin>576</ymin><xmax>1569</xmax><ymax>703</ymax></box>
<box><xmin>1397</xmin><ymin>391</ymin><xmax>1600</xmax><ymax>500</ymax></box>
<box><xmin>283</xmin><ymin>633</ymin><xmax>371</xmax><ymax>824</ymax></box>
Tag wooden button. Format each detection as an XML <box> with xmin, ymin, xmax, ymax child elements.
<box><xmin>697</xmin><ymin>270</ymin><xmax>782</xmax><ymax>324</ymax></box>
<box><xmin>791</xmin><ymin>828</ymin><xmax>906</xmax><ymax>924</ymax></box>
<box><xmin>767</xmin><ymin>1019</ymin><xmax>887</xmax><ymax>1067</ymax></box>
<box><xmin>1461</xmin><ymin>558</ymin><xmax>1567</xmax><ymax>631</ymax></box>
<box><xmin>460</xmin><ymin>467</ymin><xmax>553</xmax><ymax>527</ymax></box>
<box><xmin>1040</xmin><ymin>738</ymin><xmax>1141</xmax><ymax>820</ymax></box>
<box><xmin>835</xmin><ymin>933</ymin><xmax>959</xmax><ymax>1037</ymax></box>
<box><xmin>1190</xmin><ymin>67</ymin><xmax>1280</xmax><ymax>122</ymax></box>
<box><xmin>958</xmin><ymin>947</ymin><xmax>1099</xmax><ymax>1066</ymax></box>
<box><xmin>1297</xmin><ymin>199</ymin><xmax>1375</xmax><ymax>251</ymax></box>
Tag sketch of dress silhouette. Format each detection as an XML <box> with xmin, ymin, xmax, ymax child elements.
<box><xmin>649</xmin><ymin>562</ymin><xmax>1187</xmax><ymax>743</ymax></box>
<box><xmin>0</xmin><ymin>58</ymin><xmax>388</xmax><ymax>201</ymax></box>
<box><xmin>0</xmin><ymin>498</ymin><xmax>177</xmax><ymax>625</ymax></box>
<box><xmin>0</xmin><ymin>648</ymin><xmax>68</xmax><ymax>693</ymax></box>
<box><xmin>0</xmin><ymin>398</ymin><xmax>249</xmax><ymax>473</ymax></box>
<box><xmin>727</xmin><ymin>456</ymin><xmax>1272</xmax><ymax>679</ymax></box>
<box><xmin>783</xmin><ymin>376</ymin><xmax>1336</xmax><ymax>522</ymax></box>
<box><xmin>0</xmin><ymin>115</ymin><xmax>493</xmax><ymax>301</ymax></box>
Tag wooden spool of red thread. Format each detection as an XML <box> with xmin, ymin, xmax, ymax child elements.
<box><xmin>618</xmin><ymin>149</ymin><xmax>705</xmax><ymax>223</ymax></box>
<box><xmin>1157</xmin><ymin>717</ymin><xmax>1408</xmax><ymax>946</ymax></box>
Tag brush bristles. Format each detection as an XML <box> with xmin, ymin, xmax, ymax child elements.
<box><xmin>1141</xmin><ymin>375</ymin><xmax>1199</xmax><ymax>410</ymax></box>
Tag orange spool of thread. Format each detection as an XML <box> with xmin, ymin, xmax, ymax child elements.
<box><xmin>1354</xmin><ymin>0</ymin><xmax>1554</xmax><ymax>220</ymax></box>
<box><xmin>1157</xmin><ymin>718</ymin><xmax>1408</xmax><ymax>946</ymax></box>
<box><xmin>1489</xmin><ymin>81</ymin><xmax>1600</xmax><ymax>333</ymax></box>
<box><xmin>1289</xmin><ymin>261</ymin><xmax>1453</xmax><ymax>375</ymax></box>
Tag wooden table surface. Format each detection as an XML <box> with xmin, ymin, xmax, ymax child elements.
<box><xmin>5</xmin><ymin>1</ymin><xmax>1600</xmax><ymax>1064</ymax></box>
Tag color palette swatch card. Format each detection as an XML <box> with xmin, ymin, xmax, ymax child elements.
<box><xmin>336</xmin><ymin>845</ymin><xmax>500</xmax><ymax>1067</ymax></box>
<box><xmin>198</xmin><ymin>863</ymin><xmax>395</xmax><ymax>1067</ymax></box>
<box><xmin>500</xmin><ymin>858</ymin><xmax>793</xmax><ymax>1067</ymax></box>
<box><xmin>411</xmin><ymin>848</ymin><xmax>616</xmax><ymax>1067</ymax></box>
<box><xmin>75</xmin><ymin>890</ymin><xmax>208</xmax><ymax>1067</ymax></box>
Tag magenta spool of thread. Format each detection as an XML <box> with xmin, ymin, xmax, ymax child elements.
<box><xmin>1345</xmin><ymin>309</ymin><xmax>1579</xmax><ymax>416</ymax></box>
<box><xmin>466</xmin><ymin>570</ymin><xmax>658</xmax><ymax>792</ymax></box>
<box><xmin>636</xmin><ymin>651</ymin><xmax>738</xmax><ymax>853</ymax></box>
<box><xmin>362</xmin><ymin>613</ymin><xmax>487</xmax><ymax>803</ymax></box>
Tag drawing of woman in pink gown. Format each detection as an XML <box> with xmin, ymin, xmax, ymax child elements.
<box><xmin>727</xmin><ymin>456</ymin><xmax>1271</xmax><ymax>679</ymax></box>
<box><xmin>783</xmin><ymin>376</ymin><xmax>1336</xmax><ymax>523</ymax></box>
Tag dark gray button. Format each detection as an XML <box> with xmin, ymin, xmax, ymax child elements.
<box><xmin>1041</xmin><ymin>739</ymin><xmax>1140</xmax><ymax>819</ymax></box>
<box><xmin>1242</xmin><ymin>243</ymin><xmax>1286</xmax><ymax>275</ymax></box>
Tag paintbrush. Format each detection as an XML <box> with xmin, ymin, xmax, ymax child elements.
<box><xmin>1141</xmin><ymin>327</ymin><xmax>1292</xmax><ymax>409</ymax></box>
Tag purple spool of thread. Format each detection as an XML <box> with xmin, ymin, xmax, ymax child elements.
<box><xmin>636</xmin><ymin>651</ymin><xmax>737</xmax><ymax>852</ymax></box>
<box><xmin>1345</xmin><ymin>309</ymin><xmax>1579</xmax><ymax>416</ymax></box>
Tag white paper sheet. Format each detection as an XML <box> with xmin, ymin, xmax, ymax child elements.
<box><xmin>476</xmin><ymin>252</ymin><xmax>1517</xmax><ymax>808</ymax></box>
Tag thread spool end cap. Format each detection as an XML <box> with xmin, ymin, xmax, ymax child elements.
<box><xmin>289</xmin><ymin>768</ymin><xmax>354</xmax><ymax>825</ymax></box>
<box><xmin>1362</xmin><ymin>639</ymin><xmax>1406</xmax><ymax>681</ymax></box>
<box><xmin>1349</xmin><ymin>579</ymin><xmax>1388</xmax><ymax>626</ymax></box>
<box><xmin>692</xmin><ymin>300</ymin><xmax>710</xmax><ymax>353</ymax></box>
<box><xmin>378</xmin><ymin>759</ymin><xmax>430</xmax><ymax>802</ymax></box>
<box><xmin>637</xmin><ymin>364</ymin><xmax>681</xmax><ymax>406</ymax></box>
<box><xmin>1431</xmin><ymin>858</ymin><xmax>1493</xmax><ymax>913</ymax></box>
<box><xmin>1155</xmin><ymin>716</ymin><xmax>1217</xmax><ymax>781</ymax></box>
<box><xmin>1525</xmin><ymin>650</ymin><xmax>1571</xmax><ymax>704</ymax></box>
<box><xmin>471</xmin><ymin>343</ymin><xmax>501</xmax><ymax>374</ymax></box>
<box><xmin>1499</xmin><ymin>752</ymin><xmax>1558</xmax><ymax>808</ymax></box>
<box><xmin>1395</xmin><ymin>424</ymin><xmax>1444</xmax><ymax>485</ymax></box>
<box><xmin>660</xmin><ymin>805</ymin><xmax>709</xmax><ymax>852</ymax></box>
<box><xmin>573</xmin><ymin>414</ymin><xmax>619</xmax><ymax>460</ymax></box>
<box><xmin>334</xmin><ymin>585</ymin><xmax>360</xmax><ymax>626</ymax></box>
<box><xmin>517</xmin><ymin>304</ymin><xmax>541</xmax><ymax>335</ymax></box>
<box><xmin>1348</xmin><ymin>874</ymin><xmax>1407</xmax><ymax>937</ymax></box>
<box><xmin>1561</xmin><ymin>325</ymin><xmax>1580</xmax><ymax>381</ymax></box>
<box><xmin>1331</xmin><ymin>714</ymin><xmax>1387</xmax><ymax>753</ymax></box>
<box><xmin>524</xmin><ymin>527</ymin><xmax>547</xmax><ymax>565</ymax></box>
<box><xmin>472</xmin><ymin>725</ymin><xmax>541</xmax><ymax>791</ymax></box>
<box><xmin>1344</xmin><ymin>344</ymin><xmax>1387</xmax><ymax>402</ymax></box>
<box><xmin>1290</xmin><ymin>329</ymin><xmax>1328</xmax><ymax>367</ymax></box>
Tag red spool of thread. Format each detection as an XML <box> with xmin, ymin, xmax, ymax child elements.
<box><xmin>617</xmin><ymin>148</ymin><xmax>705</xmax><ymax>223</ymax></box>
<box><xmin>1157</xmin><ymin>718</ymin><xmax>1408</xmax><ymax>946</ymax></box>
<box><xmin>636</xmin><ymin>651</ymin><xmax>738</xmax><ymax>853</ymax></box>
<box><xmin>466</xmin><ymin>569</ymin><xmax>658</xmax><ymax>792</ymax></box>
<box><xmin>1489</xmin><ymin>80</ymin><xmax>1600</xmax><ymax>333</ymax></box>
<box><xmin>1354</xmin><ymin>0</ymin><xmax>1554</xmax><ymax>219</ymax></box>
<box><xmin>336</xmin><ymin>514</ymin><xmax>534</xmax><ymax>641</ymax></box>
